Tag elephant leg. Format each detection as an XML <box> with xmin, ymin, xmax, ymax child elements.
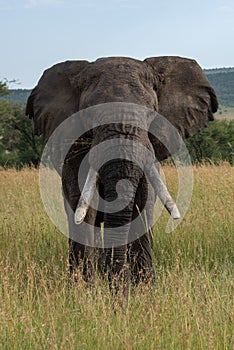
<box><xmin>64</xmin><ymin>196</ymin><xmax>97</xmax><ymax>284</ymax></box>
<box><xmin>128</xmin><ymin>233</ymin><xmax>155</xmax><ymax>285</ymax></box>
<box><xmin>62</xmin><ymin>156</ymin><xmax>97</xmax><ymax>285</ymax></box>
<box><xmin>129</xmin><ymin>175</ymin><xmax>156</xmax><ymax>285</ymax></box>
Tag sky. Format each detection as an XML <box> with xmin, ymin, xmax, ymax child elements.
<box><xmin>0</xmin><ymin>0</ymin><xmax>234</xmax><ymax>88</ymax></box>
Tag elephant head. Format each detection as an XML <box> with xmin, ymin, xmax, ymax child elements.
<box><xmin>26</xmin><ymin>56</ymin><xmax>218</xmax><ymax>285</ymax></box>
<box><xmin>26</xmin><ymin>56</ymin><xmax>218</xmax><ymax>153</ymax></box>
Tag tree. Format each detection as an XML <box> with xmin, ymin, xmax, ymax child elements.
<box><xmin>0</xmin><ymin>80</ymin><xmax>10</xmax><ymax>97</ymax></box>
<box><xmin>186</xmin><ymin>120</ymin><xmax>234</xmax><ymax>165</ymax></box>
<box><xmin>0</xmin><ymin>81</ymin><xmax>44</xmax><ymax>168</ymax></box>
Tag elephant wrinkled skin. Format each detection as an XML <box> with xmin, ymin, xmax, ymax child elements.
<box><xmin>26</xmin><ymin>56</ymin><xmax>218</xmax><ymax>291</ymax></box>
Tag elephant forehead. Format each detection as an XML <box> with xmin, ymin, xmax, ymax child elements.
<box><xmin>81</xmin><ymin>102</ymin><xmax>155</xmax><ymax>130</ymax></box>
<box><xmin>79</xmin><ymin>57</ymin><xmax>153</xmax><ymax>85</ymax></box>
<box><xmin>94</xmin><ymin>56</ymin><xmax>143</xmax><ymax>68</ymax></box>
<box><xmin>75</xmin><ymin>59</ymin><xmax>157</xmax><ymax>110</ymax></box>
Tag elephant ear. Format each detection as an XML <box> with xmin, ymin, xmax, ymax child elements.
<box><xmin>145</xmin><ymin>56</ymin><xmax>218</xmax><ymax>159</ymax></box>
<box><xmin>26</xmin><ymin>60</ymin><xmax>89</xmax><ymax>141</ymax></box>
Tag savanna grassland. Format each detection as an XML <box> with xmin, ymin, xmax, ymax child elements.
<box><xmin>0</xmin><ymin>165</ymin><xmax>233</xmax><ymax>350</ymax></box>
<box><xmin>216</xmin><ymin>106</ymin><xmax>234</xmax><ymax>120</ymax></box>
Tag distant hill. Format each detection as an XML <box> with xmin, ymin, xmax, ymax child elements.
<box><xmin>204</xmin><ymin>67</ymin><xmax>234</xmax><ymax>107</ymax></box>
<box><xmin>1</xmin><ymin>89</ymin><xmax>31</xmax><ymax>105</ymax></box>
<box><xmin>1</xmin><ymin>67</ymin><xmax>234</xmax><ymax>108</ymax></box>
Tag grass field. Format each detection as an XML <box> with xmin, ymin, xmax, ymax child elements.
<box><xmin>0</xmin><ymin>165</ymin><xmax>233</xmax><ymax>350</ymax></box>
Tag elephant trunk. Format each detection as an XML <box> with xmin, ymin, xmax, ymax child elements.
<box><xmin>98</xmin><ymin>159</ymin><xmax>142</xmax><ymax>282</ymax></box>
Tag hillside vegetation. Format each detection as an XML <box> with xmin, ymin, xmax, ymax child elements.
<box><xmin>204</xmin><ymin>68</ymin><xmax>234</xmax><ymax>107</ymax></box>
<box><xmin>1</xmin><ymin>88</ymin><xmax>31</xmax><ymax>104</ymax></box>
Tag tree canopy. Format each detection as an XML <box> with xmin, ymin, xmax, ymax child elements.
<box><xmin>186</xmin><ymin>120</ymin><xmax>234</xmax><ymax>165</ymax></box>
<box><xmin>0</xmin><ymin>82</ymin><xmax>43</xmax><ymax>168</ymax></box>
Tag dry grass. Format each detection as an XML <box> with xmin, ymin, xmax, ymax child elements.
<box><xmin>0</xmin><ymin>165</ymin><xmax>233</xmax><ymax>349</ymax></box>
<box><xmin>216</xmin><ymin>113</ymin><xmax>234</xmax><ymax>120</ymax></box>
<box><xmin>215</xmin><ymin>107</ymin><xmax>234</xmax><ymax>120</ymax></box>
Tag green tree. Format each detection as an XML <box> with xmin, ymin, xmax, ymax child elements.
<box><xmin>0</xmin><ymin>81</ymin><xmax>44</xmax><ymax>168</ymax></box>
<box><xmin>186</xmin><ymin>120</ymin><xmax>234</xmax><ymax>165</ymax></box>
<box><xmin>0</xmin><ymin>80</ymin><xmax>10</xmax><ymax>97</ymax></box>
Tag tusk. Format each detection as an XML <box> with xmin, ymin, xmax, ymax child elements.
<box><xmin>145</xmin><ymin>163</ymin><xmax>181</xmax><ymax>220</ymax></box>
<box><xmin>74</xmin><ymin>167</ymin><xmax>98</xmax><ymax>225</ymax></box>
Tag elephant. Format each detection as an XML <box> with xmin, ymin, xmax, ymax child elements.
<box><xmin>26</xmin><ymin>56</ymin><xmax>218</xmax><ymax>293</ymax></box>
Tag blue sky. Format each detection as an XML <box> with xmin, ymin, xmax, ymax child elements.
<box><xmin>1</xmin><ymin>0</ymin><xmax>233</xmax><ymax>88</ymax></box>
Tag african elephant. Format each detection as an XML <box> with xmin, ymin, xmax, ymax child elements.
<box><xmin>26</xmin><ymin>56</ymin><xmax>218</xmax><ymax>291</ymax></box>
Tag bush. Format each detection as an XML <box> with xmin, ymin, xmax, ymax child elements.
<box><xmin>186</xmin><ymin>120</ymin><xmax>234</xmax><ymax>165</ymax></box>
<box><xmin>0</xmin><ymin>89</ymin><xmax>44</xmax><ymax>168</ymax></box>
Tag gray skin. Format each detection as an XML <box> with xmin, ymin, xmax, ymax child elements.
<box><xmin>26</xmin><ymin>56</ymin><xmax>218</xmax><ymax>291</ymax></box>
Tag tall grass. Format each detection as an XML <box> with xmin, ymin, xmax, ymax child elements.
<box><xmin>0</xmin><ymin>165</ymin><xmax>233</xmax><ymax>349</ymax></box>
